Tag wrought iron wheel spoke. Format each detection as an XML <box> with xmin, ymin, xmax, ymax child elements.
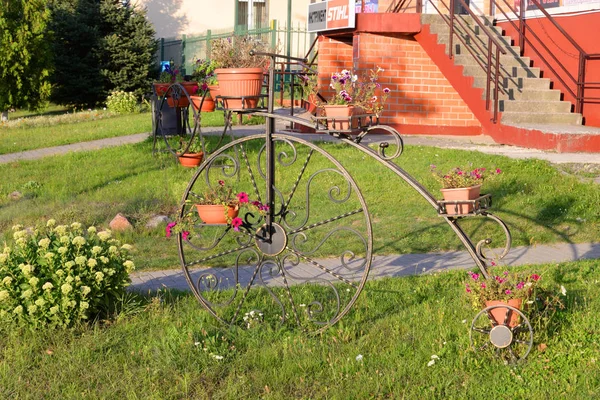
<box><xmin>288</xmin><ymin>208</ymin><xmax>364</xmax><ymax>235</ymax></box>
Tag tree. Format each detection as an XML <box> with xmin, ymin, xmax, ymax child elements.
<box><xmin>0</xmin><ymin>0</ymin><xmax>52</xmax><ymax>121</ymax></box>
<box><xmin>99</xmin><ymin>0</ymin><xmax>158</xmax><ymax>99</ymax></box>
<box><xmin>47</xmin><ymin>0</ymin><xmax>105</xmax><ymax>108</ymax></box>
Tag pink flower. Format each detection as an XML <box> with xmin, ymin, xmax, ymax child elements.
<box><xmin>218</xmin><ymin>180</ymin><xmax>225</xmax><ymax>186</ymax></box>
<box><xmin>165</xmin><ymin>222</ymin><xmax>177</xmax><ymax>238</ymax></box>
<box><xmin>496</xmin><ymin>168</ymin><xmax>502</xmax><ymax>174</ymax></box>
<box><xmin>480</xmin><ymin>283</ymin><xmax>486</xmax><ymax>289</ymax></box>
<box><xmin>182</xmin><ymin>231</ymin><xmax>190</xmax><ymax>241</ymax></box>
<box><xmin>231</xmin><ymin>217</ymin><xmax>243</xmax><ymax>231</ymax></box>
<box><xmin>503</xmin><ymin>271</ymin><xmax>509</xmax><ymax>276</ymax></box>
<box><xmin>531</xmin><ymin>274</ymin><xmax>540</xmax><ymax>281</ymax></box>
<box><xmin>505</xmin><ymin>289</ymin><xmax>512</xmax><ymax>295</ymax></box>
<box><xmin>237</xmin><ymin>192</ymin><xmax>249</xmax><ymax>203</ymax></box>
<box><xmin>516</xmin><ymin>282</ymin><xmax>525</xmax><ymax>289</ymax></box>
<box><xmin>469</xmin><ymin>272</ymin><xmax>479</xmax><ymax>281</ymax></box>
<box><xmin>383</xmin><ymin>87</ymin><xmax>390</xmax><ymax>93</ymax></box>
<box><xmin>259</xmin><ymin>204</ymin><xmax>270</xmax><ymax>212</ymax></box>
<box><xmin>490</xmin><ymin>261</ymin><xmax>497</xmax><ymax>266</ymax></box>
<box><xmin>465</xmin><ymin>285</ymin><xmax>472</xmax><ymax>293</ymax></box>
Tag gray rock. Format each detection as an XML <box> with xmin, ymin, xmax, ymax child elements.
<box><xmin>146</xmin><ymin>215</ymin><xmax>171</xmax><ymax>229</ymax></box>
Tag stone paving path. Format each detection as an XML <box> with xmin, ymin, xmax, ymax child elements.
<box><xmin>3</xmin><ymin>122</ymin><xmax>599</xmax><ymax>292</ymax></box>
<box><xmin>129</xmin><ymin>242</ymin><xmax>600</xmax><ymax>292</ymax></box>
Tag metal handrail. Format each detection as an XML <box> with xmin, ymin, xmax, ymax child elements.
<box><xmin>491</xmin><ymin>0</ymin><xmax>600</xmax><ymax>113</ymax></box>
<box><xmin>426</xmin><ymin>0</ymin><xmax>507</xmax><ymax>122</ymax></box>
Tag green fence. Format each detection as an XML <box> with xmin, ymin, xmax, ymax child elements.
<box><xmin>158</xmin><ymin>21</ymin><xmax>315</xmax><ymax>76</ymax></box>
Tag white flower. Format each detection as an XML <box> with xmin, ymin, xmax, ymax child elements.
<box><xmin>64</xmin><ymin>261</ymin><xmax>75</xmax><ymax>269</ymax></box>
<box><xmin>42</xmin><ymin>282</ymin><xmax>53</xmax><ymax>290</ymax></box>
<box><xmin>462</xmin><ymin>319</ymin><xmax>467</xmax><ymax>324</ymax></box>
<box><xmin>109</xmin><ymin>246</ymin><xmax>118</xmax><ymax>254</ymax></box>
<box><xmin>211</xmin><ymin>354</ymin><xmax>224</xmax><ymax>361</ymax></box>
<box><xmin>75</xmin><ymin>256</ymin><xmax>87</xmax><ymax>266</ymax></box>
<box><xmin>87</xmin><ymin>258</ymin><xmax>98</xmax><ymax>268</ymax></box>
<box><xmin>27</xmin><ymin>305</ymin><xmax>38</xmax><ymax>314</ymax></box>
<box><xmin>38</xmin><ymin>238</ymin><xmax>51</xmax><ymax>248</ymax></box>
<box><xmin>427</xmin><ymin>360</ymin><xmax>435</xmax><ymax>367</ymax></box>
<box><xmin>35</xmin><ymin>298</ymin><xmax>46</xmax><ymax>307</ymax></box>
<box><xmin>61</xmin><ymin>283</ymin><xmax>73</xmax><ymax>294</ymax></box>
<box><xmin>21</xmin><ymin>289</ymin><xmax>33</xmax><ymax>299</ymax></box>
<box><xmin>81</xmin><ymin>286</ymin><xmax>91</xmax><ymax>296</ymax></box>
<box><xmin>2</xmin><ymin>276</ymin><xmax>13</xmax><ymax>286</ymax></box>
<box><xmin>0</xmin><ymin>290</ymin><xmax>9</xmax><ymax>301</ymax></box>
<box><xmin>29</xmin><ymin>277</ymin><xmax>39</xmax><ymax>287</ymax></box>
<box><xmin>95</xmin><ymin>272</ymin><xmax>104</xmax><ymax>282</ymax></box>
<box><xmin>60</xmin><ymin>235</ymin><xmax>70</xmax><ymax>244</ymax></box>
<box><xmin>44</xmin><ymin>252</ymin><xmax>55</xmax><ymax>260</ymax></box>
<box><xmin>100</xmin><ymin>256</ymin><xmax>109</xmax><ymax>264</ymax></box>
<box><xmin>87</xmin><ymin>226</ymin><xmax>97</xmax><ymax>234</ymax></box>
<box><xmin>560</xmin><ymin>285</ymin><xmax>567</xmax><ymax>296</ymax></box>
<box><xmin>46</xmin><ymin>219</ymin><xmax>56</xmax><ymax>227</ymax></box>
<box><xmin>91</xmin><ymin>246</ymin><xmax>103</xmax><ymax>255</ymax></box>
<box><xmin>123</xmin><ymin>260</ymin><xmax>135</xmax><ymax>272</ymax></box>
<box><xmin>355</xmin><ymin>354</ymin><xmax>363</xmax><ymax>362</ymax></box>
<box><xmin>13</xmin><ymin>305</ymin><xmax>23</xmax><ymax>314</ymax></box>
<box><xmin>54</xmin><ymin>225</ymin><xmax>68</xmax><ymax>236</ymax></box>
<box><xmin>194</xmin><ymin>342</ymin><xmax>201</xmax><ymax>346</ymax></box>
<box><xmin>58</xmin><ymin>246</ymin><xmax>68</xmax><ymax>254</ymax></box>
<box><xmin>20</xmin><ymin>264</ymin><xmax>34</xmax><ymax>275</ymax></box>
<box><xmin>430</xmin><ymin>355</ymin><xmax>439</xmax><ymax>359</ymax></box>
<box><xmin>49</xmin><ymin>306</ymin><xmax>59</xmax><ymax>314</ymax></box>
<box><xmin>71</xmin><ymin>222</ymin><xmax>82</xmax><ymax>231</ymax></box>
<box><xmin>121</xmin><ymin>244</ymin><xmax>133</xmax><ymax>251</ymax></box>
<box><xmin>72</xmin><ymin>236</ymin><xmax>86</xmax><ymax>246</ymax></box>
<box><xmin>97</xmin><ymin>231</ymin><xmax>112</xmax><ymax>241</ymax></box>
<box><xmin>0</xmin><ymin>254</ymin><xmax>6</xmax><ymax>264</ymax></box>
<box><xmin>80</xmin><ymin>301</ymin><xmax>89</xmax><ymax>310</ymax></box>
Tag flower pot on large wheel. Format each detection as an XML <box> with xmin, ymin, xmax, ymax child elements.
<box><xmin>190</xmin><ymin>95</ymin><xmax>215</xmax><ymax>112</ymax></box>
<box><xmin>323</xmin><ymin>104</ymin><xmax>354</xmax><ymax>131</ymax></box>
<box><xmin>195</xmin><ymin>204</ymin><xmax>239</xmax><ymax>224</ymax></box>
<box><xmin>214</xmin><ymin>68</ymin><xmax>263</xmax><ymax>110</ymax></box>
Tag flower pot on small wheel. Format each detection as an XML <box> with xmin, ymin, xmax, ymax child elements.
<box><xmin>190</xmin><ymin>95</ymin><xmax>215</xmax><ymax>112</ymax></box>
<box><xmin>485</xmin><ymin>299</ymin><xmax>523</xmax><ymax>328</ymax></box>
<box><xmin>440</xmin><ymin>185</ymin><xmax>481</xmax><ymax>215</ymax></box>
<box><xmin>195</xmin><ymin>205</ymin><xmax>239</xmax><ymax>224</ymax></box>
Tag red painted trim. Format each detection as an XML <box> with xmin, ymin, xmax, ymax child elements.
<box><xmin>354</xmin><ymin>13</ymin><xmax>421</xmax><ymax>34</ymax></box>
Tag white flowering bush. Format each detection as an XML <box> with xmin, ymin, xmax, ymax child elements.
<box><xmin>106</xmin><ymin>90</ymin><xmax>138</xmax><ymax>114</ymax></box>
<box><xmin>0</xmin><ymin>220</ymin><xmax>135</xmax><ymax>328</ymax></box>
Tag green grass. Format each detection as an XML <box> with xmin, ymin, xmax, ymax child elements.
<box><xmin>0</xmin><ymin>137</ymin><xmax>599</xmax><ymax>271</ymax></box>
<box><xmin>0</xmin><ymin>260</ymin><xmax>598</xmax><ymax>398</ymax></box>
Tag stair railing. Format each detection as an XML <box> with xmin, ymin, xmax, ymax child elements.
<box><xmin>427</xmin><ymin>0</ymin><xmax>507</xmax><ymax>123</ymax></box>
<box><xmin>491</xmin><ymin>0</ymin><xmax>600</xmax><ymax>114</ymax></box>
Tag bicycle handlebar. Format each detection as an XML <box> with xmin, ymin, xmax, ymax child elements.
<box><xmin>249</xmin><ymin>50</ymin><xmax>308</xmax><ymax>64</ymax></box>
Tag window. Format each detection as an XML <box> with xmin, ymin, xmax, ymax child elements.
<box><xmin>237</xmin><ymin>0</ymin><xmax>267</xmax><ymax>30</ymax></box>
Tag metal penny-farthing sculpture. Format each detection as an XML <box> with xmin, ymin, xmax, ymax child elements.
<box><xmin>176</xmin><ymin>51</ymin><xmax>520</xmax><ymax>345</ymax></box>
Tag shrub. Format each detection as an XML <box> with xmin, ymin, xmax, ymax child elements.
<box><xmin>106</xmin><ymin>90</ymin><xmax>138</xmax><ymax>114</ymax></box>
<box><xmin>0</xmin><ymin>219</ymin><xmax>135</xmax><ymax>328</ymax></box>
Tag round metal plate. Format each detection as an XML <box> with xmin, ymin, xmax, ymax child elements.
<box><xmin>255</xmin><ymin>222</ymin><xmax>287</xmax><ymax>256</ymax></box>
<box><xmin>490</xmin><ymin>325</ymin><xmax>513</xmax><ymax>348</ymax></box>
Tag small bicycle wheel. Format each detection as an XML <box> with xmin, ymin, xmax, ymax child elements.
<box><xmin>470</xmin><ymin>304</ymin><xmax>533</xmax><ymax>363</ymax></box>
<box><xmin>153</xmin><ymin>83</ymin><xmax>203</xmax><ymax>158</ymax></box>
<box><xmin>177</xmin><ymin>134</ymin><xmax>372</xmax><ymax>333</ymax></box>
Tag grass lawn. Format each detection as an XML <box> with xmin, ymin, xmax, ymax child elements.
<box><xmin>0</xmin><ymin>108</ymin><xmax>261</xmax><ymax>154</ymax></box>
<box><xmin>0</xmin><ymin>260</ymin><xmax>597</xmax><ymax>398</ymax></box>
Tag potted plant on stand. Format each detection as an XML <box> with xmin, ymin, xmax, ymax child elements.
<box><xmin>431</xmin><ymin>164</ymin><xmax>501</xmax><ymax>215</ymax></box>
<box><xmin>191</xmin><ymin>59</ymin><xmax>219</xmax><ymax>112</ymax></box>
<box><xmin>210</xmin><ymin>35</ymin><xmax>270</xmax><ymax>110</ymax></box>
<box><xmin>177</xmin><ymin>136</ymin><xmax>204</xmax><ymax>168</ymax></box>
<box><xmin>153</xmin><ymin>62</ymin><xmax>197</xmax><ymax>108</ymax></box>
<box><xmin>304</xmin><ymin>67</ymin><xmax>391</xmax><ymax>130</ymax></box>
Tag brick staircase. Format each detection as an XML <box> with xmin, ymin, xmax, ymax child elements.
<box><xmin>422</xmin><ymin>13</ymin><xmax>583</xmax><ymax>126</ymax></box>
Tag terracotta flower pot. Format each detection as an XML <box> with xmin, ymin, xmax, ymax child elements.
<box><xmin>214</xmin><ymin>68</ymin><xmax>264</xmax><ymax>110</ymax></box>
<box><xmin>322</xmin><ymin>104</ymin><xmax>354</xmax><ymax>131</ymax></box>
<box><xmin>208</xmin><ymin>84</ymin><xmax>220</xmax><ymax>100</ymax></box>
<box><xmin>485</xmin><ymin>299</ymin><xmax>523</xmax><ymax>328</ymax></box>
<box><xmin>303</xmin><ymin>93</ymin><xmax>318</xmax><ymax>115</ymax></box>
<box><xmin>440</xmin><ymin>185</ymin><xmax>481</xmax><ymax>215</ymax></box>
<box><xmin>190</xmin><ymin>95</ymin><xmax>215</xmax><ymax>112</ymax></box>
<box><xmin>177</xmin><ymin>152</ymin><xmax>204</xmax><ymax>168</ymax></box>
<box><xmin>195</xmin><ymin>204</ymin><xmax>239</xmax><ymax>224</ymax></box>
<box><xmin>153</xmin><ymin>82</ymin><xmax>197</xmax><ymax>108</ymax></box>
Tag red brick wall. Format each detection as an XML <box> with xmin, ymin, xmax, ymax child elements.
<box><xmin>318</xmin><ymin>33</ymin><xmax>480</xmax><ymax>131</ymax></box>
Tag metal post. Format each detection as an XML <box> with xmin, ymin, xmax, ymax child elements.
<box><xmin>265</xmin><ymin>56</ymin><xmax>276</xmax><ymax>232</ymax></box>
<box><xmin>160</xmin><ymin>38</ymin><xmax>165</xmax><ymax>62</ymax></box>
<box><xmin>493</xmin><ymin>47</ymin><xmax>500</xmax><ymax>122</ymax></box>
<box><xmin>449</xmin><ymin>0</ymin><xmax>455</xmax><ymax>59</ymax></box>
<box><xmin>576</xmin><ymin>54</ymin><xmax>586</xmax><ymax>114</ymax></box>
<box><xmin>486</xmin><ymin>38</ymin><xmax>492</xmax><ymax>111</ymax></box>
<box><xmin>287</xmin><ymin>0</ymin><xmax>292</xmax><ymax>58</ymax></box>
<box><xmin>206</xmin><ymin>30</ymin><xmax>212</xmax><ymax>60</ymax></box>
<box><xmin>181</xmin><ymin>34</ymin><xmax>186</xmax><ymax>74</ymax></box>
<box><xmin>519</xmin><ymin>0</ymin><xmax>525</xmax><ymax>55</ymax></box>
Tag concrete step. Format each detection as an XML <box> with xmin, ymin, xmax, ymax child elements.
<box><xmin>500</xmin><ymin>100</ymin><xmax>573</xmax><ymax>113</ymax></box>
<box><xmin>518</xmin><ymin>89</ymin><xmax>562</xmax><ymax>101</ymax></box>
<box><xmin>475</xmin><ymin>76</ymin><xmax>551</xmax><ymax>93</ymax></box>
<box><xmin>501</xmin><ymin>111</ymin><xmax>583</xmax><ymax>125</ymax></box>
<box><xmin>453</xmin><ymin>53</ymin><xmax>532</xmax><ymax>68</ymax></box>
<box><xmin>461</xmin><ymin>63</ymin><xmax>540</xmax><ymax>79</ymax></box>
<box><xmin>437</xmin><ymin>36</ymin><xmax>521</xmax><ymax>58</ymax></box>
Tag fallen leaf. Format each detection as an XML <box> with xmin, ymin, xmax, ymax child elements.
<box><xmin>45</xmin><ymin>349</ymin><xmax>53</xmax><ymax>355</ymax></box>
<box><xmin>264</xmin><ymin>385</ymin><xmax>270</xmax><ymax>394</ymax></box>
<box><xmin>538</xmin><ymin>343</ymin><xmax>548</xmax><ymax>352</ymax></box>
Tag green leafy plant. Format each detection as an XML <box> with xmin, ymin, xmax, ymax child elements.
<box><xmin>106</xmin><ymin>91</ymin><xmax>138</xmax><ymax>114</ymax></box>
<box><xmin>157</xmin><ymin>63</ymin><xmax>184</xmax><ymax>83</ymax></box>
<box><xmin>192</xmin><ymin>59</ymin><xmax>218</xmax><ymax>86</ymax></box>
<box><xmin>0</xmin><ymin>220</ymin><xmax>135</xmax><ymax>328</ymax></box>
<box><xmin>431</xmin><ymin>164</ymin><xmax>501</xmax><ymax>189</ymax></box>
<box><xmin>210</xmin><ymin>35</ymin><xmax>270</xmax><ymax>69</ymax></box>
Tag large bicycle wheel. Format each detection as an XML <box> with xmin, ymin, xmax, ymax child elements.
<box><xmin>177</xmin><ymin>134</ymin><xmax>372</xmax><ymax>333</ymax></box>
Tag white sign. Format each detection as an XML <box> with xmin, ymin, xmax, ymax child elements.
<box><xmin>308</xmin><ymin>0</ymin><xmax>356</xmax><ymax>33</ymax></box>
